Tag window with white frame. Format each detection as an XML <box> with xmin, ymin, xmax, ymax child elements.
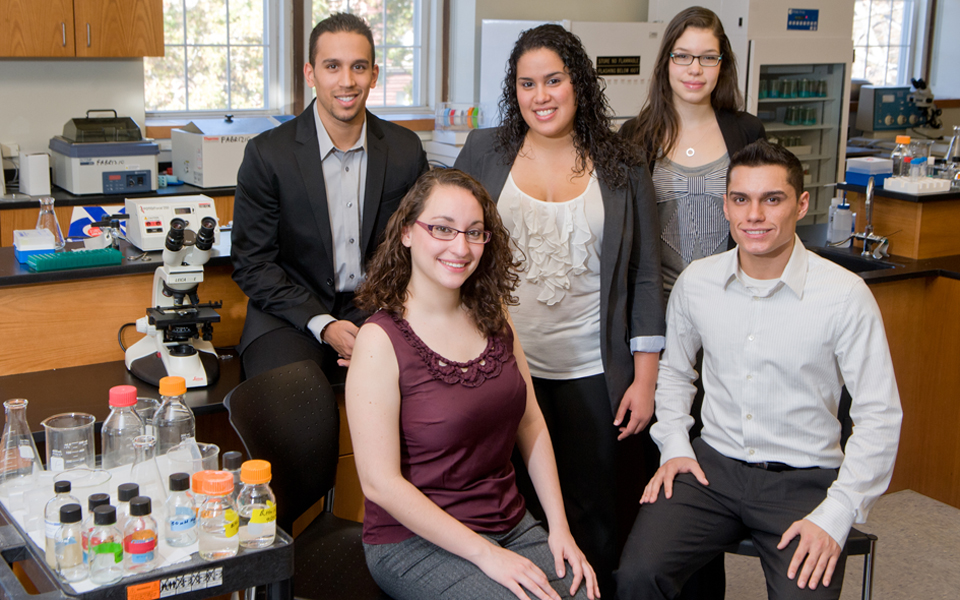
<box><xmin>145</xmin><ymin>0</ymin><xmax>272</xmax><ymax>113</ymax></box>
<box><xmin>310</xmin><ymin>0</ymin><xmax>424</xmax><ymax>108</ymax></box>
<box><xmin>852</xmin><ymin>0</ymin><xmax>916</xmax><ymax>86</ymax></box>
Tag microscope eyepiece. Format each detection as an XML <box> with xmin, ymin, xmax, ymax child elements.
<box><xmin>195</xmin><ymin>217</ymin><xmax>217</xmax><ymax>251</ymax></box>
<box><xmin>165</xmin><ymin>218</ymin><xmax>187</xmax><ymax>252</ymax></box>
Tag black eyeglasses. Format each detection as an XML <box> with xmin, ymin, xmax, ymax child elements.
<box><xmin>670</xmin><ymin>53</ymin><xmax>723</xmax><ymax>67</ymax></box>
<box><xmin>416</xmin><ymin>221</ymin><xmax>492</xmax><ymax>244</ymax></box>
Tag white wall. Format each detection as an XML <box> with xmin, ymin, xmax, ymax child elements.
<box><xmin>929</xmin><ymin>0</ymin><xmax>960</xmax><ymax>99</ymax></box>
<box><xmin>0</xmin><ymin>59</ymin><xmax>146</xmax><ymax>169</ymax></box>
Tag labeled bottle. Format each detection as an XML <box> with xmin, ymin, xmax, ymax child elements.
<box><xmin>165</xmin><ymin>472</ymin><xmax>197</xmax><ymax>547</ymax></box>
<box><xmin>81</xmin><ymin>493</ymin><xmax>110</xmax><ymax>566</ymax></box>
<box><xmin>237</xmin><ymin>460</ymin><xmax>277</xmax><ymax>549</ymax></box>
<box><xmin>116</xmin><ymin>483</ymin><xmax>139</xmax><ymax>533</ymax></box>
<box><xmin>88</xmin><ymin>505</ymin><xmax>123</xmax><ymax>585</ymax></box>
<box><xmin>198</xmin><ymin>471</ymin><xmax>239</xmax><ymax>561</ymax></box>
<box><xmin>55</xmin><ymin>503</ymin><xmax>86</xmax><ymax>583</ymax></box>
<box><xmin>155</xmin><ymin>377</ymin><xmax>196</xmax><ymax>455</ymax></box>
<box><xmin>0</xmin><ymin>399</ymin><xmax>44</xmax><ymax>496</ymax></box>
<box><xmin>101</xmin><ymin>385</ymin><xmax>145</xmax><ymax>470</ymax></box>
<box><xmin>44</xmin><ymin>480</ymin><xmax>80</xmax><ymax>568</ymax></box>
<box><xmin>222</xmin><ymin>451</ymin><xmax>244</xmax><ymax>503</ymax></box>
<box><xmin>123</xmin><ymin>497</ymin><xmax>158</xmax><ymax>574</ymax></box>
<box><xmin>891</xmin><ymin>135</ymin><xmax>912</xmax><ymax>177</ymax></box>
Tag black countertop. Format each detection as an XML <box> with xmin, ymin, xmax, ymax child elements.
<box><xmin>0</xmin><ymin>234</ymin><xmax>233</xmax><ymax>287</ymax></box>
<box><xmin>797</xmin><ymin>224</ymin><xmax>960</xmax><ymax>283</ymax></box>
<box><xmin>0</xmin><ymin>183</ymin><xmax>236</xmax><ymax>210</ymax></box>
<box><xmin>836</xmin><ymin>182</ymin><xmax>960</xmax><ymax>203</ymax></box>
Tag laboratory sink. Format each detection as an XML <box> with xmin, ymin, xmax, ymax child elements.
<box><xmin>810</xmin><ymin>246</ymin><xmax>900</xmax><ymax>273</ymax></box>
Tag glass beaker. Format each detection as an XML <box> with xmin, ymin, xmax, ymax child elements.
<box><xmin>36</xmin><ymin>197</ymin><xmax>65</xmax><ymax>250</ymax></box>
<box><xmin>130</xmin><ymin>435</ymin><xmax>169</xmax><ymax>513</ymax></box>
<box><xmin>41</xmin><ymin>413</ymin><xmax>95</xmax><ymax>472</ymax></box>
<box><xmin>0</xmin><ymin>399</ymin><xmax>45</xmax><ymax>499</ymax></box>
<box><xmin>135</xmin><ymin>397</ymin><xmax>160</xmax><ymax>437</ymax></box>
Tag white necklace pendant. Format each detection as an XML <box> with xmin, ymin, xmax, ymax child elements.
<box><xmin>686</xmin><ymin>147</ymin><xmax>695</xmax><ymax>157</ymax></box>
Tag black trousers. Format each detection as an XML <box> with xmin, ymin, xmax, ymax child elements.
<box><xmin>240</xmin><ymin>292</ymin><xmax>366</xmax><ymax>383</ymax></box>
<box><xmin>512</xmin><ymin>374</ymin><xmax>637</xmax><ymax>598</ymax></box>
<box><xmin>616</xmin><ymin>438</ymin><xmax>847</xmax><ymax>600</ymax></box>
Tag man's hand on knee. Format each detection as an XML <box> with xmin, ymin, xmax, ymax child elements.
<box><xmin>778</xmin><ymin>519</ymin><xmax>842</xmax><ymax>590</ymax></box>
<box><xmin>640</xmin><ymin>457</ymin><xmax>708</xmax><ymax>504</ymax></box>
<box><xmin>319</xmin><ymin>320</ymin><xmax>359</xmax><ymax>365</ymax></box>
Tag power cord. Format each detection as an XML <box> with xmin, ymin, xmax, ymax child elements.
<box><xmin>118</xmin><ymin>322</ymin><xmax>137</xmax><ymax>352</ymax></box>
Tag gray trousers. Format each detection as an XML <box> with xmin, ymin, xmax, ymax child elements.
<box><xmin>364</xmin><ymin>512</ymin><xmax>591</xmax><ymax>600</ymax></box>
<box><xmin>616</xmin><ymin>438</ymin><xmax>848</xmax><ymax>600</ymax></box>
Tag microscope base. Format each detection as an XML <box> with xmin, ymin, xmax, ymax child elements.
<box><xmin>125</xmin><ymin>336</ymin><xmax>220</xmax><ymax>388</ymax></box>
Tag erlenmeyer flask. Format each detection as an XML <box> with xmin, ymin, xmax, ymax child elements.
<box><xmin>36</xmin><ymin>197</ymin><xmax>65</xmax><ymax>250</ymax></box>
<box><xmin>129</xmin><ymin>435</ymin><xmax>169</xmax><ymax>520</ymax></box>
<box><xmin>0</xmin><ymin>399</ymin><xmax>45</xmax><ymax>496</ymax></box>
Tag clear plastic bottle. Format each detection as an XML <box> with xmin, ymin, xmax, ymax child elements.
<box><xmin>116</xmin><ymin>483</ymin><xmax>139</xmax><ymax>533</ymax></box>
<box><xmin>237</xmin><ymin>460</ymin><xmax>277</xmax><ymax>549</ymax></box>
<box><xmin>154</xmin><ymin>377</ymin><xmax>196</xmax><ymax>455</ymax></box>
<box><xmin>55</xmin><ymin>503</ymin><xmax>86</xmax><ymax>583</ymax></box>
<box><xmin>88</xmin><ymin>505</ymin><xmax>123</xmax><ymax>584</ymax></box>
<box><xmin>123</xmin><ymin>497</ymin><xmax>158</xmax><ymax>574</ymax></box>
<box><xmin>0</xmin><ymin>399</ymin><xmax>44</xmax><ymax>497</ymax></box>
<box><xmin>101</xmin><ymin>385</ymin><xmax>145</xmax><ymax>470</ymax></box>
<box><xmin>197</xmin><ymin>471</ymin><xmax>239</xmax><ymax>561</ymax></box>
<box><xmin>164</xmin><ymin>472</ymin><xmax>197</xmax><ymax>547</ymax></box>
<box><xmin>891</xmin><ymin>135</ymin><xmax>912</xmax><ymax>177</ymax></box>
<box><xmin>44</xmin><ymin>480</ymin><xmax>80</xmax><ymax>568</ymax></box>
<box><xmin>222</xmin><ymin>451</ymin><xmax>244</xmax><ymax>504</ymax></box>
<box><xmin>81</xmin><ymin>493</ymin><xmax>110</xmax><ymax>566</ymax></box>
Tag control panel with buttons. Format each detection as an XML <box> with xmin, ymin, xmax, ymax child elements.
<box><xmin>856</xmin><ymin>85</ymin><xmax>927</xmax><ymax>131</ymax></box>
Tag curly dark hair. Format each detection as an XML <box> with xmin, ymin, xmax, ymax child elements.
<box><xmin>354</xmin><ymin>169</ymin><xmax>521</xmax><ymax>338</ymax></box>
<box><xmin>496</xmin><ymin>24</ymin><xmax>642</xmax><ymax>189</ymax></box>
<box><xmin>625</xmin><ymin>7</ymin><xmax>743</xmax><ymax>163</ymax></box>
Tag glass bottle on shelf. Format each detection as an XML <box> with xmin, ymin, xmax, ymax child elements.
<box><xmin>198</xmin><ymin>471</ymin><xmax>239</xmax><ymax>561</ymax></box>
<box><xmin>88</xmin><ymin>505</ymin><xmax>123</xmax><ymax>584</ymax></box>
<box><xmin>55</xmin><ymin>503</ymin><xmax>86</xmax><ymax>583</ymax></box>
<box><xmin>81</xmin><ymin>493</ymin><xmax>110</xmax><ymax>566</ymax></box>
<box><xmin>0</xmin><ymin>399</ymin><xmax>44</xmax><ymax>498</ymax></box>
<box><xmin>123</xmin><ymin>496</ymin><xmax>158</xmax><ymax>574</ymax></box>
<box><xmin>237</xmin><ymin>460</ymin><xmax>277</xmax><ymax>549</ymax></box>
<box><xmin>154</xmin><ymin>377</ymin><xmax>196</xmax><ymax>456</ymax></box>
<box><xmin>36</xmin><ymin>197</ymin><xmax>66</xmax><ymax>250</ymax></box>
<box><xmin>101</xmin><ymin>386</ymin><xmax>145</xmax><ymax>470</ymax></box>
<box><xmin>164</xmin><ymin>472</ymin><xmax>197</xmax><ymax>547</ymax></box>
<box><xmin>116</xmin><ymin>483</ymin><xmax>139</xmax><ymax>533</ymax></box>
<box><xmin>44</xmin><ymin>481</ymin><xmax>80</xmax><ymax>568</ymax></box>
<box><xmin>892</xmin><ymin>136</ymin><xmax>912</xmax><ymax>177</ymax></box>
<box><xmin>129</xmin><ymin>436</ymin><xmax>168</xmax><ymax>515</ymax></box>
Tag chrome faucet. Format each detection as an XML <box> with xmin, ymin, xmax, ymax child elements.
<box><xmin>852</xmin><ymin>176</ymin><xmax>889</xmax><ymax>259</ymax></box>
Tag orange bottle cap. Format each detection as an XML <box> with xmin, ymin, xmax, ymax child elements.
<box><xmin>240</xmin><ymin>460</ymin><xmax>271</xmax><ymax>485</ymax></box>
<box><xmin>895</xmin><ymin>135</ymin><xmax>911</xmax><ymax>144</ymax></box>
<box><xmin>191</xmin><ymin>470</ymin><xmax>215</xmax><ymax>494</ymax></box>
<box><xmin>159</xmin><ymin>376</ymin><xmax>187</xmax><ymax>396</ymax></box>
<box><xmin>199</xmin><ymin>470</ymin><xmax>234</xmax><ymax>496</ymax></box>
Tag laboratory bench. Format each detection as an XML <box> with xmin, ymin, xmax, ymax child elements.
<box><xmin>0</xmin><ymin>184</ymin><xmax>236</xmax><ymax>248</ymax></box>
<box><xmin>799</xmin><ymin>223</ymin><xmax>960</xmax><ymax>512</ymax></box>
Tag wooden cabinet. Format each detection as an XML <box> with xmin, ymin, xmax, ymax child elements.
<box><xmin>74</xmin><ymin>0</ymin><xmax>163</xmax><ymax>57</ymax></box>
<box><xmin>0</xmin><ymin>0</ymin><xmax>162</xmax><ymax>58</ymax></box>
<box><xmin>0</xmin><ymin>0</ymin><xmax>75</xmax><ymax>57</ymax></box>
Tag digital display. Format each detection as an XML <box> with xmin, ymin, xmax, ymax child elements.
<box><xmin>175</xmin><ymin>208</ymin><xmax>192</xmax><ymax>214</ymax></box>
<box><xmin>882</xmin><ymin>94</ymin><xmax>895</xmax><ymax>103</ymax></box>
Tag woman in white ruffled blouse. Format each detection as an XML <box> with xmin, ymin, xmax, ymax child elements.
<box><xmin>454</xmin><ymin>25</ymin><xmax>665</xmax><ymax>596</ymax></box>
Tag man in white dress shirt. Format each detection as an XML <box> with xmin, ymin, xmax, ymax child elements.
<box><xmin>615</xmin><ymin>140</ymin><xmax>902</xmax><ymax>600</ymax></box>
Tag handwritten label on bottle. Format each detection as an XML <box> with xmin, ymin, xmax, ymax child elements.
<box><xmin>224</xmin><ymin>509</ymin><xmax>239</xmax><ymax>538</ymax></box>
<box><xmin>169</xmin><ymin>507</ymin><xmax>196</xmax><ymax>532</ymax></box>
<box><xmin>250</xmin><ymin>501</ymin><xmax>276</xmax><ymax>524</ymax></box>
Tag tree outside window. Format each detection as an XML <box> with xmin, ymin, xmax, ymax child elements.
<box><xmin>311</xmin><ymin>0</ymin><xmax>421</xmax><ymax>107</ymax></box>
<box><xmin>852</xmin><ymin>0</ymin><xmax>915</xmax><ymax>86</ymax></box>
<box><xmin>145</xmin><ymin>0</ymin><xmax>267</xmax><ymax>113</ymax></box>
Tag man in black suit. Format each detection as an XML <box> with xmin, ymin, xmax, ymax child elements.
<box><xmin>231</xmin><ymin>12</ymin><xmax>428</xmax><ymax>380</ymax></box>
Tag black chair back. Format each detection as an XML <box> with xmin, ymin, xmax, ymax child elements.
<box><xmin>223</xmin><ymin>360</ymin><xmax>339</xmax><ymax>533</ymax></box>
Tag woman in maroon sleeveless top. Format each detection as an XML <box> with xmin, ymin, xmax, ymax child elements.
<box><xmin>346</xmin><ymin>169</ymin><xmax>597</xmax><ymax>600</ymax></box>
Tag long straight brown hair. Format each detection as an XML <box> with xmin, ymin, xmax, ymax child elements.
<box><xmin>627</xmin><ymin>7</ymin><xmax>743</xmax><ymax>163</ymax></box>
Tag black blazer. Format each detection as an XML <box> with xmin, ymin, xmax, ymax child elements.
<box><xmin>231</xmin><ymin>101</ymin><xmax>428</xmax><ymax>352</ymax></box>
<box><xmin>454</xmin><ymin>128</ymin><xmax>665</xmax><ymax>416</ymax></box>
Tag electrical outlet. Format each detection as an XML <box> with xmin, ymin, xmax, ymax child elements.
<box><xmin>0</xmin><ymin>142</ymin><xmax>20</xmax><ymax>158</ymax></box>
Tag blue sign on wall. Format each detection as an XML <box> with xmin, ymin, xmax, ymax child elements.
<box><xmin>787</xmin><ymin>8</ymin><xmax>819</xmax><ymax>31</ymax></box>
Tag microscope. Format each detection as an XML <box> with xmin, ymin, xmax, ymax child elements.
<box><xmin>124</xmin><ymin>216</ymin><xmax>222</xmax><ymax>388</ymax></box>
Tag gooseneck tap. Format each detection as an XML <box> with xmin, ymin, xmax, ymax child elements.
<box><xmin>852</xmin><ymin>176</ymin><xmax>889</xmax><ymax>259</ymax></box>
